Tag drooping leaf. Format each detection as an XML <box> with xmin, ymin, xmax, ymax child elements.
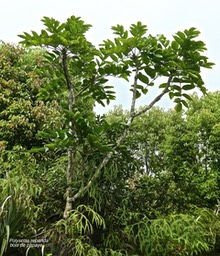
<box><xmin>175</xmin><ymin>102</ymin><xmax>182</xmax><ymax>112</ymax></box>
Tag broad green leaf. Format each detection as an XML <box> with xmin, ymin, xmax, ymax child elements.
<box><xmin>137</xmin><ymin>72</ymin><xmax>149</xmax><ymax>84</ymax></box>
<box><xmin>159</xmin><ymin>83</ymin><xmax>168</xmax><ymax>89</ymax></box>
<box><xmin>171</xmin><ymin>41</ymin><xmax>179</xmax><ymax>51</ymax></box>
<box><xmin>182</xmin><ymin>84</ymin><xmax>195</xmax><ymax>90</ymax></box>
<box><xmin>176</xmin><ymin>31</ymin><xmax>186</xmax><ymax>40</ymax></box>
<box><xmin>169</xmin><ymin>92</ymin><xmax>175</xmax><ymax>99</ymax></box>
<box><xmin>175</xmin><ymin>102</ymin><xmax>182</xmax><ymax>112</ymax></box>
<box><xmin>144</xmin><ymin>67</ymin><xmax>156</xmax><ymax>78</ymax></box>
<box><xmin>181</xmin><ymin>99</ymin><xmax>189</xmax><ymax>108</ymax></box>
<box><xmin>182</xmin><ymin>93</ymin><xmax>192</xmax><ymax>101</ymax></box>
<box><xmin>172</xmin><ymin>85</ymin><xmax>181</xmax><ymax>91</ymax></box>
<box><xmin>173</xmin><ymin>35</ymin><xmax>182</xmax><ymax>44</ymax></box>
<box><xmin>142</xmin><ymin>88</ymin><xmax>148</xmax><ymax>94</ymax></box>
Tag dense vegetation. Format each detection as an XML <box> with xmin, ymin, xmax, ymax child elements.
<box><xmin>0</xmin><ymin>16</ymin><xmax>220</xmax><ymax>255</ymax></box>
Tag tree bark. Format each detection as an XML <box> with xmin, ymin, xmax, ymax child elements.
<box><xmin>62</xmin><ymin>48</ymin><xmax>75</xmax><ymax>219</ymax></box>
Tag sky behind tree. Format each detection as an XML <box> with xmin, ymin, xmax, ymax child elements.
<box><xmin>1</xmin><ymin>0</ymin><xmax>219</xmax><ymax>112</ymax></box>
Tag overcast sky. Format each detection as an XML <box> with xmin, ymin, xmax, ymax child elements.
<box><xmin>0</xmin><ymin>0</ymin><xmax>219</xmax><ymax>112</ymax></box>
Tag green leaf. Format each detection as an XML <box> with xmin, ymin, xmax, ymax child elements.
<box><xmin>114</xmin><ymin>38</ymin><xmax>122</xmax><ymax>47</ymax></box>
<box><xmin>144</xmin><ymin>67</ymin><xmax>156</xmax><ymax>78</ymax></box>
<box><xmin>110</xmin><ymin>54</ymin><xmax>118</xmax><ymax>62</ymax></box>
<box><xmin>130</xmin><ymin>22</ymin><xmax>147</xmax><ymax>37</ymax></box>
<box><xmin>130</xmin><ymin>88</ymin><xmax>141</xmax><ymax>99</ymax></box>
<box><xmin>188</xmin><ymin>72</ymin><xmax>199</xmax><ymax>80</ymax></box>
<box><xmin>112</xmin><ymin>24</ymin><xmax>126</xmax><ymax>37</ymax></box>
<box><xmin>44</xmin><ymin>143</ymin><xmax>56</xmax><ymax>151</ymax></box>
<box><xmin>171</xmin><ymin>41</ymin><xmax>179</xmax><ymax>51</ymax></box>
<box><xmin>182</xmin><ymin>93</ymin><xmax>192</xmax><ymax>101</ymax></box>
<box><xmin>136</xmin><ymin>84</ymin><xmax>148</xmax><ymax>94</ymax></box>
<box><xmin>154</xmin><ymin>53</ymin><xmax>163</xmax><ymax>59</ymax></box>
<box><xmin>203</xmin><ymin>62</ymin><xmax>215</xmax><ymax>69</ymax></box>
<box><xmin>159</xmin><ymin>83</ymin><xmax>168</xmax><ymax>89</ymax></box>
<box><xmin>172</xmin><ymin>85</ymin><xmax>181</xmax><ymax>91</ymax></box>
<box><xmin>176</xmin><ymin>31</ymin><xmax>186</xmax><ymax>40</ymax></box>
<box><xmin>200</xmin><ymin>85</ymin><xmax>207</xmax><ymax>94</ymax></box>
<box><xmin>136</xmin><ymin>90</ymin><xmax>141</xmax><ymax>99</ymax></box>
<box><xmin>137</xmin><ymin>72</ymin><xmax>149</xmax><ymax>84</ymax></box>
<box><xmin>174</xmin><ymin>97</ymin><xmax>181</xmax><ymax>103</ymax></box>
<box><xmin>173</xmin><ymin>35</ymin><xmax>182</xmax><ymax>44</ymax></box>
<box><xmin>181</xmin><ymin>99</ymin><xmax>189</xmax><ymax>108</ymax></box>
<box><xmin>175</xmin><ymin>102</ymin><xmax>182</xmax><ymax>112</ymax></box>
<box><xmin>142</xmin><ymin>88</ymin><xmax>148</xmax><ymax>94</ymax></box>
<box><xmin>169</xmin><ymin>92</ymin><xmax>175</xmax><ymax>99</ymax></box>
<box><xmin>29</xmin><ymin>147</ymin><xmax>46</xmax><ymax>153</ymax></box>
<box><xmin>182</xmin><ymin>84</ymin><xmax>195</xmax><ymax>90</ymax></box>
<box><xmin>185</xmin><ymin>27</ymin><xmax>200</xmax><ymax>39</ymax></box>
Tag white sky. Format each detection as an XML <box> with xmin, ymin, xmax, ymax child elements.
<box><xmin>0</xmin><ymin>0</ymin><xmax>219</xmax><ymax>113</ymax></box>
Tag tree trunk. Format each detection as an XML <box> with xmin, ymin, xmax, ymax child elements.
<box><xmin>62</xmin><ymin>48</ymin><xmax>75</xmax><ymax>219</ymax></box>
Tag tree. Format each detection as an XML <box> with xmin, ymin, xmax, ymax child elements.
<box><xmin>0</xmin><ymin>43</ymin><xmax>67</xmax><ymax>256</ymax></box>
<box><xmin>0</xmin><ymin>15</ymin><xmax>214</xmax><ymax>255</ymax></box>
<box><xmin>19</xmin><ymin>14</ymin><xmax>213</xmax><ymax>206</ymax></box>
<box><xmin>120</xmin><ymin>92</ymin><xmax>220</xmax><ymax>212</ymax></box>
<box><xmin>0</xmin><ymin>42</ymin><xmax>63</xmax><ymax>150</ymax></box>
<box><xmin>105</xmin><ymin>94</ymin><xmax>220</xmax><ymax>255</ymax></box>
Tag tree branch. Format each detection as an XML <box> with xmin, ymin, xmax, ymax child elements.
<box><xmin>70</xmin><ymin>68</ymin><xmax>139</xmax><ymax>203</ymax></box>
<box><xmin>70</xmin><ymin>73</ymin><xmax>173</xmax><ymax>203</ymax></box>
<box><xmin>62</xmin><ymin>48</ymin><xmax>75</xmax><ymax>109</ymax></box>
<box><xmin>133</xmin><ymin>74</ymin><xmax>173</xmax><ymax>118</ymax></box>
<box><xmin>130</xmin><ymin>68</ymin><xmax>139</xmax><ymax>117</ymax></box>
<box><xmin>62</xmin><ymin>48</ymin><xmax>76</xmax><ymax>219</ymax></box>
<box><xmin>70</xmin><ymin>126</ymin><xmax>130</xmax><ymax>203</ymax></box>
<box><xmin>69</xmin><ymin>72</ymin><xmax>172</xmax><ymax>204</ymax></box>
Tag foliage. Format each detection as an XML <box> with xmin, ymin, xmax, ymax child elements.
<box><xmin>46</xmin><ymin>204</ymin><xmax>106</xmax><ymax>256</ymax></box>
<box><xmin>122</xmin><ymin>208</ymin><xmax>217</xmax><ymax>256</ymax></box>
<box><xmin>0</xmin><ymin>148</ymin><xmax>42</xmax><ymax>255</ymax></box>
<box><xmin>99</xmin><ymin>24</ymin><xmax>214</xmax><ymax>111</ymax></box>
<box><xmin>107</xmin><ymin>93</ymin><xmax>220</xmax><ymax>255</ymax></box>
<box><xmin>0</xmin><ymin>15</ymin><xmax>218</xmax><ymax>256</ymax></box>
<box><xmin>0</xmin><ymin>43</ymin><xmax>64</xmax><ymax>150</ymax></box>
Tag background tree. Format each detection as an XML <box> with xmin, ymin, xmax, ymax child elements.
<box><xmin>0</xmin><ymin>42</ymin><xmax>63</xmax><ymax>150</ymax></box>
<box><xmin>107</xmin><ymin>92</ymin><xmax>220</xmax><ymax>255</ymax></box>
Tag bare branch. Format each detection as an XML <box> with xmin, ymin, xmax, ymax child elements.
<box><xmin>130</xmin><ymin>68</ymin><xmax>139</xmax><ymax>117</ymax></box>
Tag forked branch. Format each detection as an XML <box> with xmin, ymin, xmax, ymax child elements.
<box><xmin>70</xmin><ymin>73</ymin><xmax>173</xmax><ymax>203</ymax></box>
